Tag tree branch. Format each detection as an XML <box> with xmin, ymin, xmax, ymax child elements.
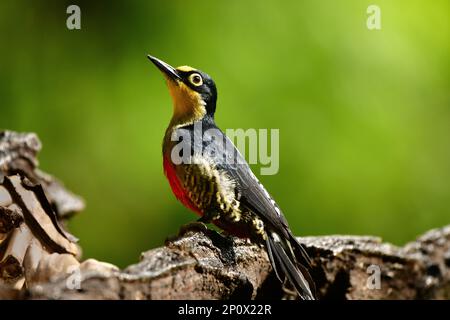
<box><xmin>1</xmin><ymin>131</ymin><xmax>449</xmax><ymax>300</ymax></box>
<box><xmin>20</xmin><ymin>225</ymin><xmax>449</xmax><ymax>300</ymax></box>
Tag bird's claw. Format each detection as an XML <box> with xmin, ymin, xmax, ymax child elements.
<box><xmin>177</xmin><ymin>221</ymin><xmax>209</xmax><ymax>237</ymax></box>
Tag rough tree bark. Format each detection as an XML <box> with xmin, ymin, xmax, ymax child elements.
<box><xmin>0</xmin><ymin>131</ymin><xmax>449</xmax><ymax>300</ymax></box>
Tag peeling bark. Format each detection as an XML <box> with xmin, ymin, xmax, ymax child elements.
<box><xmin>0</xmin><ymin>130</ymin><xmax>84</xmax><ymax>219</ymax></box>
<box><xmin>17</xmin><ymin>226</ymin><xmax>448</xmax><ymax>300</ymax></box>
<box><xmin>0</xmin><ymin>131</ymin><xmax>83</xmax><ymax>291</ymax></box>
<box><xmin>0</xmin><ymin>130</ymin><xmax>449</xmax><ymax>300</ymax></box>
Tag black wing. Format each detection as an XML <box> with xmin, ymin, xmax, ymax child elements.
<box><xmin>200</xmin><ymin>121</ymin><xmax>292</xmax><ymax>238</ymax></box>
<box><xmin>203</xmin><ymin>124</ymin><xmax>315</xmax><ymax>298</ymax></box>
<box><xmin>191</xmin><ymin>119</ymin><xmax>315</xmax><ymax>299</ymax></box>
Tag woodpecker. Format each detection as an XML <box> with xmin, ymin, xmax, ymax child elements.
<box><xmin>148</xmin><ymin>55</ymin><xmax>316</xmax><ymax>300</ymax></box>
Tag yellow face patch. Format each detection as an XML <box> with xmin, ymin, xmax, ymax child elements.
<box><xmin>166</xmin><ymin>79</ymin><xmax>206</xmax><ymax>127</ymax></box>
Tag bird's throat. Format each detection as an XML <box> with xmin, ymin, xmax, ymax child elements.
<box><xmin>166</xmin><ymin>80</ymin><xmax>206</xmax><ymax>128</ymax></box>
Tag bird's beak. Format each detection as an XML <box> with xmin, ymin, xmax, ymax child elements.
<box><xmin>147</xmin><ymin>55</ymin><xmax>182</xmax><ymax>82</ymax></box>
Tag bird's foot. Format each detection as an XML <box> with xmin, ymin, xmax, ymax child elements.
<box><xmin>165</xmin><ymin>221</ymin><xmax>209</xmax><ymax>243</ymax></box>
<box><xmin>178</xmin><ymin>220</ymin><xmax>209</xmax><ymax>237</ymax></box>
<box><xmin>198</xmin><ymin>211</ymin><xmax>220</xmax><ymax>224</ymax></box>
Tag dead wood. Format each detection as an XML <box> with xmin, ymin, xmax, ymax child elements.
<box><xmin>0</xmin><ymin>130</ymin><xmax>448</xmax><ymax>300</ymax></box>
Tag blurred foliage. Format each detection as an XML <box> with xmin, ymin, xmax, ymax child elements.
<box><xmin>0</xmin><ymin>0</ymin><xmax>448</xmax><ymax>267</ymax></box>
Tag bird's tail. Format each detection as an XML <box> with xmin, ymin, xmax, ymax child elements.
<box><xmin>266</xmin><ymin>231</ymin><xmax>316</xmax><ymax>300</ymax></box>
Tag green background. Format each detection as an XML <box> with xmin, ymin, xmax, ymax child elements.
<box><xmin>1</xmin><ymin>0</ymin><xmax>448</xmax><ymax>267</ymax></box>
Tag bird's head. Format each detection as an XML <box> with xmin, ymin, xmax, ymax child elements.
<box><xmin>148</xmin><ymin>55</ymin><xmax>217</xmax><ymax>126</ymax></box>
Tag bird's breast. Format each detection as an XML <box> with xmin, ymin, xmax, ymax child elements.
<box><xmin>163</xmin><ymin>155</ymin><xmax>203</xmax><ymax>216</ymax></box>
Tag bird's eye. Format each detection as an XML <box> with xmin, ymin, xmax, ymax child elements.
<box><xmin>188</xmin><ymin>73</ymin><xmax>203</xmax><ymax>86</ymax></box>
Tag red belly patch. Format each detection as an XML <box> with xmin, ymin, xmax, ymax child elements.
<box><xmin>163</xmin><ymin>156</ymin><xmax>203</xmax><ymax>216</ymax></box>
<box><xmin>163</xmin><ymin>156</ymin><xmax>252</xmax><ymax>240</ymax></box>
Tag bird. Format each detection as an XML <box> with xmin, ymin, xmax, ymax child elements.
<box><xmin>148</xmin><ymin>55</ymin><xmax>316</xmax><ymax>300</ymax></box>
